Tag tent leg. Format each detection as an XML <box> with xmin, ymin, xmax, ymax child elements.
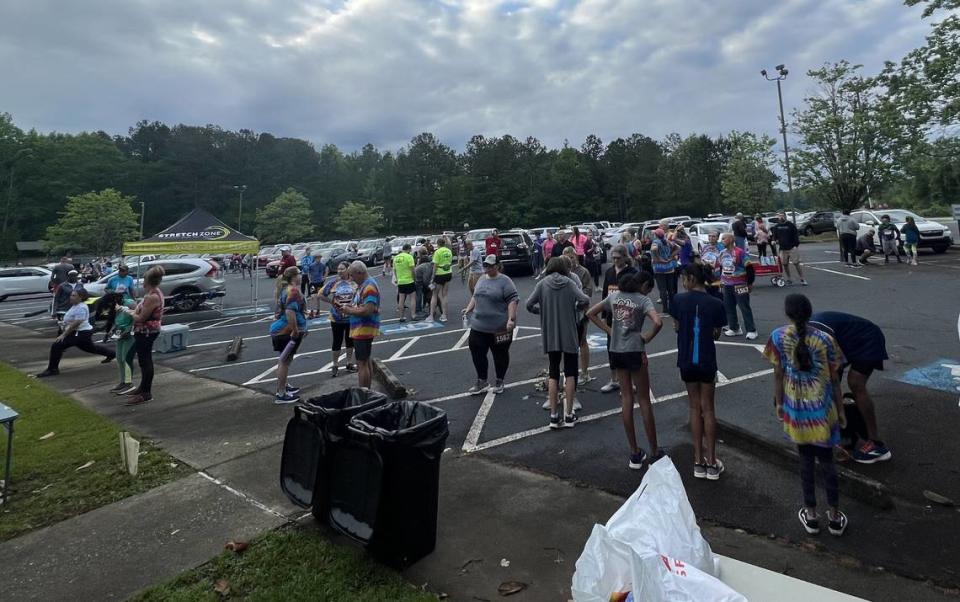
<box><xmin>252</xmin><ymin>263</ymin><xmax>258</xmax><ymax>320</ymax></box>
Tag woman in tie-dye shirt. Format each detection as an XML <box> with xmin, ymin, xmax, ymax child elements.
<box><xmin>764</xmin><ymin>294</ymin><xmax>849</xmax><ymax>537</ymax></box>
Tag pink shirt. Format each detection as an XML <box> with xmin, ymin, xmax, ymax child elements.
<box><xmin>571</xmin><ymin>234</ymin><xmax>587</xmax><ymax>256</ymax></box>
<box><xmin>543</xmin><ymin>239</ymin><xmax>555</xmax><ymax>257</ymax></box>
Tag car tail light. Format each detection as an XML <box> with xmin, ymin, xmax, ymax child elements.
<box><xmin>206</xmin><ymin>261</ymin><xmax>219</xmax><ymax>277</ymax></box>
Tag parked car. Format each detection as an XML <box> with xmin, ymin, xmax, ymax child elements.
<box><xmin>497</xmin><ymin>230</ymin><xmax>536</xmax><ymax>275</ymax></box>
<box><xmin>256</xmin><ymin>245</ymin><xmax>280</xmax><ymax>267</ymax></box>
<box><xmin>687</xmin><ymin>222</ymin><xmax>733</xmax><ymax>254</ymax></box>
<box><xmin>0</xmin><ymin>265</ymin><xmax>52</xmax><ymax>301</ymax></box>
<box><xmin>797</xmin><ymin>210</ymin><xmax>841</xmax><ymax>236</ymax></box>
<box><xmin>85</xmin><ymin>258</ymin><xmax>225</xmax><ymax>311</ymax></box>
<box><xmin>853</xmin><ymin>208</ymin><xmax>954</xmax><ymax>253</ymax></box>
<box><xmin>357</xmin><ymin>239</ymin><xmax>387</xmax><ymax>266</ymax></box>
<box><xmin>466</xmin><ymin>228</ymin><xmax>496</xmax><ymax>245</ymax></box>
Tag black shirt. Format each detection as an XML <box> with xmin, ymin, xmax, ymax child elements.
<box><xmin>732</xmin><ymin>219</ymin><xmax>748</xmax><ymax>238</ymax></box>
<box><xmin>810</xmin><ymin>311</ymin><xmax>887</xmax><ymax>363</ymax></box>
<box><xmin>552</xmin><ymin>240</ymin><xmax>574</xmax><ymax>258</ymax></box>
<box><xmin>771</xmin><ymin>221</ymin><xmax>800</xmax><ymax>250</ymax></box>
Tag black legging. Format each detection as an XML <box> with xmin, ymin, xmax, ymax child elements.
<box><xmin>654</xmin><ymin>271</ymin><xmax>677</xmax><ymax>315</ymax></box>
<box><xmin>330</xmin><ymin>321</ymin><xmax>354</xmax><ymax>351</ymax></box>
<box><xmin>798</xmin><ymin>444</ymin><xmax>839</xmax><ymax>508</ymax></box>
<box><xmin>300</xmin><ymin>274</ymin><xmax>310</xmax><ymax>296</ymax></box>
<box><xmin>134</xmin><ymin>332</ymin><xmax>159</xmax><ymax>394</ymax></box>
<box><xmin>840</xmin><ymin>233</ymin><xmax>857</xmax><ymax>264</ymax></box>
<box><xmin>468</xmin><ymin>330</ymin><xmax>512</xmax><ymax>380</ymax></box>
<box><xmin>548</xmin><ymin>351</ymin><xmax>578</xmax><ymax>380</ymax></box>
<box><xmin>46</xmin><ymin>331</ymin><xmax>113</xmax><ymax>371</ymax></box>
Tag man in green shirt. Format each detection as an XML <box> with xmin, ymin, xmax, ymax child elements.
<box><xmin>428</xmin><ymin>237</ymin><xmax>454</xmax><ymax>323</ymax></box>
<box><xmin>393</xmin><ymin>243</ymin><xmax>416</xmax><ymax>322</ymax></box>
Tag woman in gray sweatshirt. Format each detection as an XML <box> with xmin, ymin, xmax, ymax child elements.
<box><xmin>526</xmin><ymin>257</ymin><xmax>591</xmax><ymax>428</ymax></box>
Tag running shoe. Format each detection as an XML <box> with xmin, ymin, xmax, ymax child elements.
<box><xmin>330</xmin><ymin>366</ymin><xmax>339</xmax><ymax>378</ymax></box>
<box><xmin>285</xmin><ymin>384</ymin><xmax>301</xmax><ymax>396</ymax></box>
<box><xmin>706</xmin><ymin>458</ymin><xmax>725</xmax><ymax>481</ymax></box>
<box><xmin>468</xmin><ymin>380</ymin><xmax>488</xmax><ymax>396</ymax></box>
<box><xmin>492</xmin><ymin>379</ymin><xmax>505</xmax><ymax>394</ymax></box>
<box><xmin>345</xmin><ymin>364</ymin><xmax>358</xmax><ymax>372</ymax></box>
<box><xmin>745</xmin><ymin>331</ymin><xmax>758</xmax><ymax>340</ymax></box>
<box><xmin>541</xmin><ymin>398</ymin><xmax>552</xmax><ymax>410</ymax></box>
<box><xmin>577</xmin><ymin>373</ymin><xmax>594</xmax><ymax>386</ymax></box>
<box><xmin>124</xmin><ymin>393</ymin><xmax>152</xmax><ymax>406</ymax></box>
<box><xmin>117</xmin><ymin>384</ymin><xmax>138</xmax><ymax>395</ymax></box>
<box><xmin>274</xmin><ymin>392</ymin><xmax>299</xmax><ymax>405</ymax></box>
<box><xmin>693</xmin><ymin>463</ymin><xmax>707</xmax><ymax>479</ymax></box>
<box><xmin>600</xmin><ymin>380</ymin><xmax>620</xmax><ymax>393</ymax></box>
<box><xmin>35</xmin><ymin>369</ymin><xmax>59</xmax><ymax>378</ymax></box>
<box><xmin>801</xmin><ymin>279</ymin><xmax>808</xmax><ymax>286</ymax></box>
<box><xmin>798</xmin><ymin>507</ymin><xmax>820</xmax><ymax>535</ymax></box>
<box><xmin>629</xmin><ymin>449</ymin><xmax>647</xmax><ymax>470</ymax></box>
<box><xmin>424</xmin><ymin>316</ymin><xmax>435</xmax><ymax>323</ymax></box>
<box><xmin>100</xmin><ymin>354</ymin><xmax>115</xmax><ymax>364</ymax></box>
<box><xmin>439</xmin><ymin>314</ymin><xmax>448</xmax><ymax>323</ymax></box>
<box><xmin>109</xmin><ymin>382</ymin><xmax>128</xmax><ymax>393</ymax></box>
<box><xmin>852</xmin><ymin>440</ymin><xmax>892</xmax><ymax>464</ymax></box>
<box><xmin>828</xmin><ymin>510</ymin><xmax>848</xmax><ymax>536</ymax></box>
<box><xmin>572</xmin><ymin>398</ymin><xmax>582</xmax><ymax>411</ymax></box>
<box><xmin>562</xmin><ymin>414</ymin><xmax>578</xmax><ymax>428</ymax></box>
<box><xmin>723</xmin><ymin>328</ymin><xmax>743</xmax><ymax>337</ymax></box>
<box><xmin>549</xmin><ymin>414</ymin><xmax>561</xmax><ymax>429</ymax></box>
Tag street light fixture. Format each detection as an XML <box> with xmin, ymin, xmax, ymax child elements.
<box><xmin>233</xmin><ymin>185</ymin><xmax>247</xmax><ymax>231</ymax></box>
<box><xmin>761</xmin><ymin>64</ymin><xmax>795</xmax><ymax>223</ymax></box>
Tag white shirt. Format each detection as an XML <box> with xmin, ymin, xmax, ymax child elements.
<box><xmin>63</xmin><ymin>303</ymin><xmax>93</xmax><ymax>331</ymax></box>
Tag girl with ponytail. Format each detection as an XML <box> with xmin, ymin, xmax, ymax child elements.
<box><xmin>764</xmin><ymin>294</ymin><xmax>848</xmax><ymax>536</ymax></box>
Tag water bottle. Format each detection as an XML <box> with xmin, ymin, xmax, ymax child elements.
<box><xmin>462</xmin><ymin>313</ymin><xmax>470</xmax><ymax>329</ymax></box>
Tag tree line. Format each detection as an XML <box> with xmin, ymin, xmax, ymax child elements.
<box><xmin>0</xmin><ymin>0</ymin><xmax>957</xmax><ymax>252</ymax></box>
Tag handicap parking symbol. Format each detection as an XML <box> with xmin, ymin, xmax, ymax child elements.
<box><xmin>380</xmin><ymin>321</ymin><xmax>445</xmax><ymax>336</ymax></box>
<box><xmin>587</xmin><ymin>333</ymin><xmax>608</xmax><ymax>350</ymax></box>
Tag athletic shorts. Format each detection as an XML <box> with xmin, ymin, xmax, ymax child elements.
<box><xmin>680</xmin><ymin>366</ymin><xmax>717</xmax><ymax>384</ymax></box>
<box><xmin>354</xmin><ymin>338</ymin><xmax>373</xmax><ymax>361</ymax></box>
<box><xmin>609</xmin><ymin>351</ymin><xmax>647</xmax><ymax>370</ymax></box>
<box><xmin>397</xmin><ymin>282</ymin><xmax>415</xmax><ymax>294</ymax></box>
<box><xmin>779</xmin><ymin>248</ymin><xmax>800</xmax><ymax>263</ymax></box>
<box><xmin>434</xmin><ymin>273</ymin><xmax>452</xmax><ymax>285</ymax></box>
<box><xmin>548</xmin><ymin>351</ymin><xmax>578</xmax><ymax>380</ymax></box>
<box><xmin>271</xmin><ymin>333</ymin><xmax>303</xmax><ymax>357</ymax></box>
<box><xmin>847</xmin><ymin>361</ymin><xmax>883</xmax><ymax>378</ymax></box>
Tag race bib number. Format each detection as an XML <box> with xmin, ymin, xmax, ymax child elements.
<box><xmin>495</xmin><ymin>330</ymin><xmax>513</xmax><ymax>345</ymax></box>
<box><xmin>734</xmin><ymin>284</ymin><xmax>750</xmax><ymax>296</ymax></box>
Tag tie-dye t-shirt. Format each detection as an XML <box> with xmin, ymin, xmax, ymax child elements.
<box><xmin>763</xmin><ymin>325</ymin><xmax>844</xmax><ymax>447</ymax></box>
<box><xmin>349</xmin><ymin>277</ymin><xmax>381</xmax><ymax>340</ymax></box>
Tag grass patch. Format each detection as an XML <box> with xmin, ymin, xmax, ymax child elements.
<box><xmin>0</xmin><ymin>362</ymin><xmax>189</xmax><ymax>540</ymax></box>
<box><xmin>132</xmin><ymin>526</ymin><xmax>436</xmax><ymax>601</ymax></box>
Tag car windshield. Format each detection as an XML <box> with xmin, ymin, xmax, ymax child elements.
<box><xmin>884</xmin><ymin>210</ymin><xmax>925</xmax><ymax>223</ymax></box>
<box><xmin>358</xmin><ymin>240</ymin><xmax>379</xmax><ymax>249</ymax></box>
<box><xmin>467</xmin><ymin>230</ymin><xmax>493</xmax><ymax>241</ymax></box>
<box><xmin>698</xmin><ymin>223</ymin><xmax>730</xmax><ymax>236</ymax></box>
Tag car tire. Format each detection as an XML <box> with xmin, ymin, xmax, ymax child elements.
<box><xmin>933</xmin><ymin>244</ymin><xmax>949</xmax><ymax>254</ymax></box>
<box><xmin>804</xmin><ymin>226</ymin><xmax>814</xmax><ymax>236</ymax></box>
<box><xmin>171</xmin><ymin>286</ymin><xmax>202</xmax><ymax>312</ymax></box>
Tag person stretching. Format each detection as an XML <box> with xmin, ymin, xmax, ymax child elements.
<box><xmin>37</xmin><ymin>288</ymin><xmax>114</xmax><ymax>377</ymax></box>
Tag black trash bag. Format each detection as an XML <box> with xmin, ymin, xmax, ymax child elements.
<box><xmin>328</xmin><ymin>401</ymin><xmax>449</xmax><ymax>568</ymax></box>
<box><xmin>279</xmin><ymin>388</ymin><xmax>388</xmax><ymax>510</ymax></box>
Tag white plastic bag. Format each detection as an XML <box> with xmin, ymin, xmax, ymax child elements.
<box><xmin>572</xmin><ymin>458</ymin><xmax>746</xmax><ymax>602</ymax></box>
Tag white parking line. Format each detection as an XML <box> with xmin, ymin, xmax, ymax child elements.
<box><xmin>462</xmin><ymin>389</ymin><xmax>497</xmax><ymax>452</ymax></box>
<box><xmin>389</xmin><ymin>336</ymin><xmax>420</xmax><ymax>360</ymax></box>
<box><xmin>805</xmin><ymin>265</ymin><xmax>871</xmax><ymax>280</ymax></box>
<box><xmin>468</xmin><ymin>368</ymin><xmax>774</xmax><ymax>454</ymax></box>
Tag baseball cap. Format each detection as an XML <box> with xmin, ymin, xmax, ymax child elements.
<box><xmin>483</xmin><ymin>254</ymin><xmax>498</xmax><ymax>266</ymax></box>
<box><xmin>68</xmin><ymin>269</ymin><xmax>79</xmax><ymax>275</ymax></box>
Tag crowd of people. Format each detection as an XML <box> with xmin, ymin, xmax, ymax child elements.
<box><xmin>36</xmin><ymin>257</ymin><xmax>166</xmax><ymax>406</ymax></box>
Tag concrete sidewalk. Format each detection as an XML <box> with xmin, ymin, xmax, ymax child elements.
<box><xmin>0</xmin><ymin>321</ymin><xmax>954</xmax><ymax>600</ymax></box>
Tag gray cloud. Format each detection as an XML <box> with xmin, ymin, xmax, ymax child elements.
<box><xmin>0</xmin><ymin>0</ymin><xmax>932</xmax><ymax>151</ymax></box>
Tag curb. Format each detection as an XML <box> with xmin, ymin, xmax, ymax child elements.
<box><xmin>372</xmin><ymin>359</ymin><xmax>407</xmax><ymax>399</ymax></box>
<box><xmin>716</xmin><ymin>420</ymin><xmax>893</xmax><ymax>510</ymax></box>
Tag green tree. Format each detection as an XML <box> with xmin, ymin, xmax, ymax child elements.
<box><xmin>334</xmin><ymin>201</ymin><xmax>384</xmax><ymax>238</ymax></box>
<box><xmin>44</xmin><ymin>188</ymin><xmax>140</xmax><ymax>256</ymax></box>
<box><xmin>255</xmin><ymin>188</ymin><xmax>314</xmax><ymax>243</ymax></box>
<box><xmin>721</xmin><ymin>131</ymin><xmax>779</xmax><ymax>214</ymax></box>
<box><xmin>792</xmin><ymin>61</ymin><xmax>916</xmax><ymax>211</ymax></box>
<box><xmin>885</xmin><ymin>0</ymin><xmax>960</xmax><ymax>131</ymax></box>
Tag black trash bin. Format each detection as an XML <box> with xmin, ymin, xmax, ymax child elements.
<box><xmin>328</xmin><ymin>401</ymin><xmax>449</xmax><ymax>568</ymax></box>
<box><xmin>279</xmin><ymin>387</ymin><xmax>388</xmax><ymax>517</ymax></box>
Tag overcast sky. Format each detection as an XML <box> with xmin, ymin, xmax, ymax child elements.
<box><xmin>0</xmin><ymin>0</ymin><xmax>933</xmax><ymax>152</ymax></box>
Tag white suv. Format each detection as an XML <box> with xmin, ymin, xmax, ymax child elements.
<box><xmin>851</xmin><ymin>209</ymin><xmax>953</xmax><ymax>254</ymax></box>
<box><xmin>85</xmin><ymin>258</ymin><xmax>226</xmax><ymax>311</ymax></box>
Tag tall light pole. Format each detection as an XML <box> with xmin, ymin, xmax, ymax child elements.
<box><xmin>233</xmin><ymin>185</ymin><xmax>247</xmax><ymax>231</ymax></box>
<box><xmin>139</xmin><ymin>201</ymin><xmax>145</xmax><ymax>238</ymax></box>
<box><xmin>761</xmin><ymin>64</ymin><xmax>795</xmax><ymax>223</ymax></box>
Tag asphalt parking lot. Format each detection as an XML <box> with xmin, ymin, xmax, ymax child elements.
<box><xmin>3</xmin><ymin>241</ymin><xmax>960</xmax><ymax>586</ymax></box>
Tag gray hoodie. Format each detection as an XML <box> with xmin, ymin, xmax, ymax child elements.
<box><xmin>835</xmin><ymin>214</ymin><xmax>860</xmax><ymax>235</ymax></box>
<box><xmin>525</xmin><ymin>273</ymin><xmax>590</xmax><ymax>354</ymax></box>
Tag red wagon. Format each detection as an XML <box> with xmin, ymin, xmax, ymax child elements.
<box><xmin>752</xmin><ymin>255</ymin><xmax>786</xmax><ymax>287</ymax></box>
